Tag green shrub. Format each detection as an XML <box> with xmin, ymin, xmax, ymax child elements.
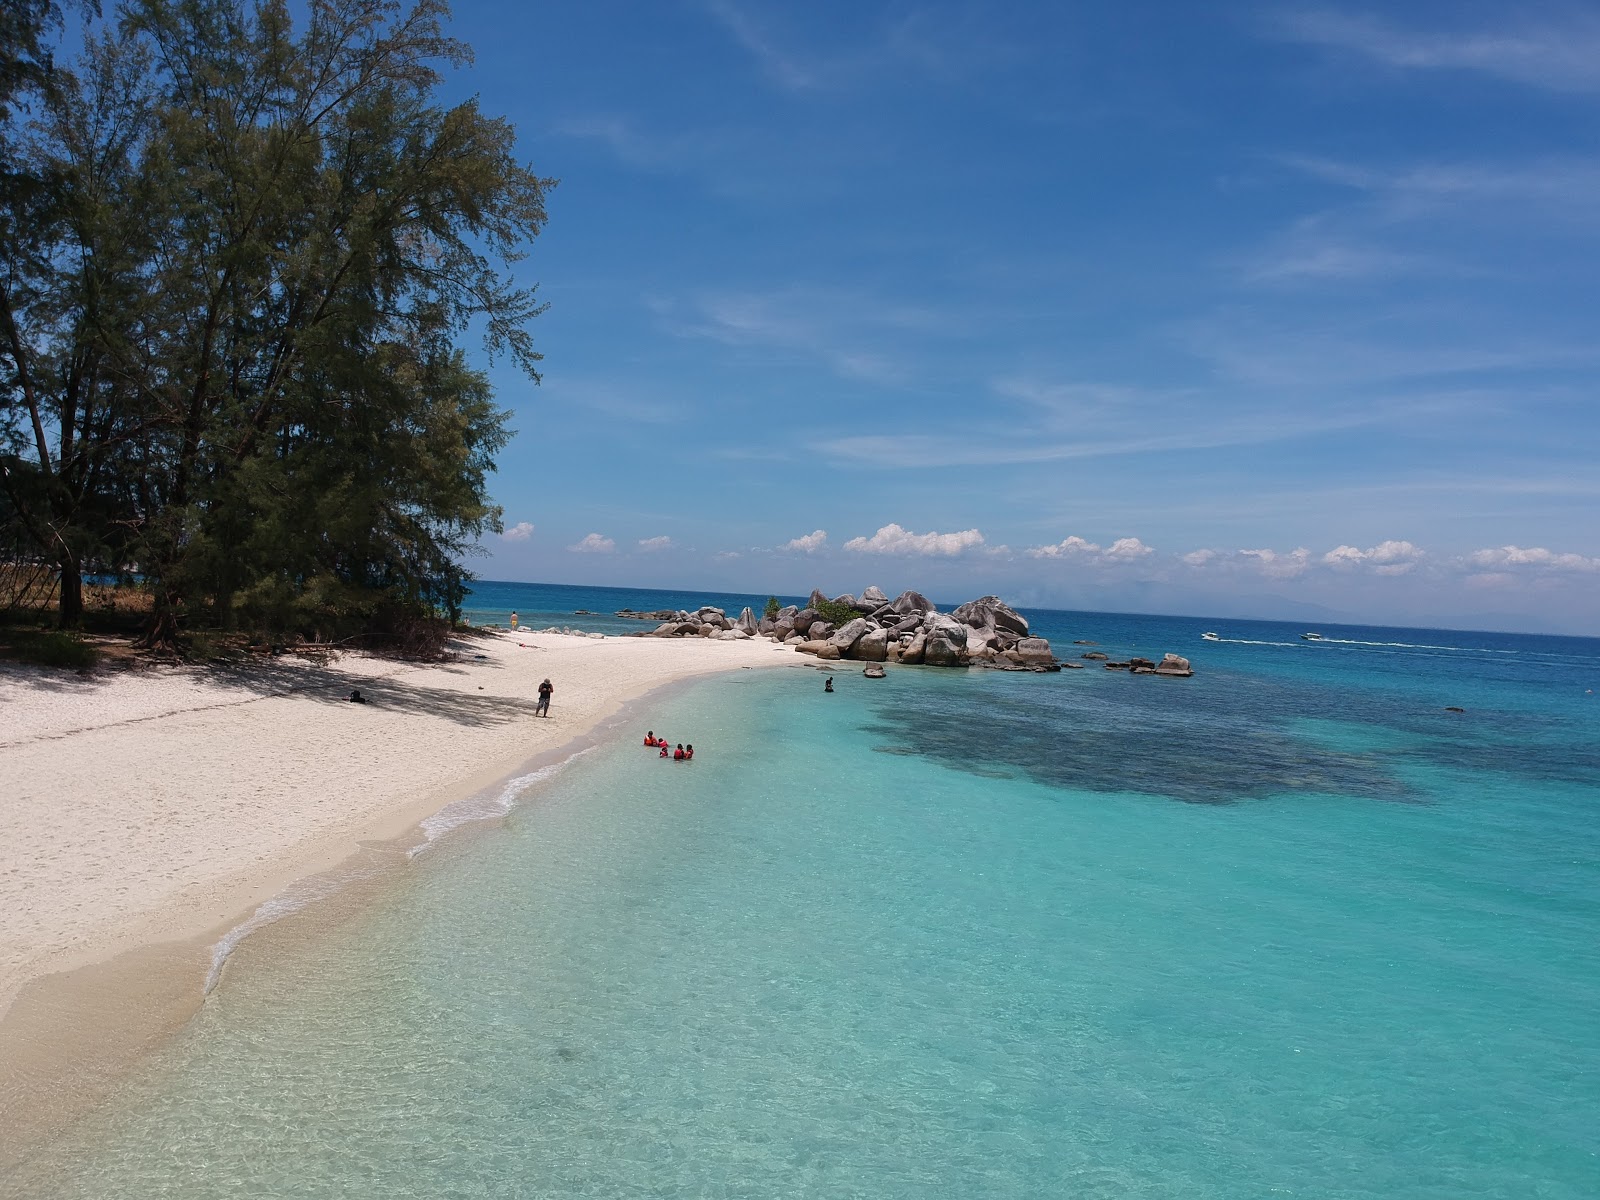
<box><xmin>812</xmin><ymin>597</ymin><xmax>860</xmax><ymax>625</ymax></box>
<box><xmin>763</xmin><ymin>596</ymin><xmax>780</xmax><ymax>620</ymax></box>
<box><xmin>6</xmin><ymin>629</ymin><xmax>99</xmax><ymax>671</ymax></box>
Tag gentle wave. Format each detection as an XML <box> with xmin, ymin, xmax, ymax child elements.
<box><xmin>410</xmin><ymin>750</ymin><xmax>593</xmax><ymax>859</ymax></box>
<box><xmin>206</xmin><ymin>750</ymin><xmax>593</xmax><ymax>993</ymax></box>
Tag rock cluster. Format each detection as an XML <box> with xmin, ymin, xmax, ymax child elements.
<box><xmin>640</xmin><ymin>588</ymin><xmax>1062</xmax><ymax>671</ymax></box>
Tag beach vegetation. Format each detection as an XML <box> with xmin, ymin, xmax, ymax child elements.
<box><xmin>812</xmin><ymin>597</ymin><xmax>860</xmax><ymax>625</ymax></box>
<box><xmin>2</xmin><ymin>627</ymin><xmax>98</xmax><ymax>671</ymax></box>
<box><xmin>764</xmin><ymin>596</ymin><xmax>780</xmax><ymax>620</ymax></box>
<box><xmin>0</xmin><ymin>0</ymin><xmax>551</xmax><ymax>651</ymax></box>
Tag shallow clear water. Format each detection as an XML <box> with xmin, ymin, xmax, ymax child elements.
<box><xmin>7</xmin><ymin>589</ymin><xmax>1599</xmax><ymax>1198</ymax></box>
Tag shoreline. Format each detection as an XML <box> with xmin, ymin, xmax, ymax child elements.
<box><xmin>0</xmin><ymin>631</ymin><xmax>801</xmax><ymax>1167</ymax></box>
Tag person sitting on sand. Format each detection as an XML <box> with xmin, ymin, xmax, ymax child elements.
<box><xmin>673</xmin><ymin>743</ymin><xmax>686</xmax><ymax>761</ymax></box>
<box><xmin>347</xmin><ymin>689</ymin><xmax>367</xmax><ymax>704</ymax></box>
<box><xmin>684</xmin><ymin>744</ymin><xmax>694</xmax><ymax>761</ymax></box>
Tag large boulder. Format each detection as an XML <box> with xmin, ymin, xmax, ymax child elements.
<box><xmin>794</xmin><ymin>639</ymin><xmax>827</xmax><ymax>656</ymax></box>
<box><xmin>829</xmin><ymin>616</ymin><xmax>872</xmax><ymax>654</ymax></box>
<box><xmin>1155</xmin><ymin>653</ymin><xmax>1193</xmax><ymax>677</ymax></box>
<box><xmin>831</xmin><ymin>593</ymin><xmax>858</xmax><ymax>611</ymax></box>
<box><xmin>924</xmin><ymin>612</ymin><xmax>967</xmax><ymax>643</ymax></box>
<box><xmin>775</xmin><ymin>604</ymin><xmax>799</xmax><ymax>623</ymax></box>
<box><xmin>900</xmin><ymin>630</ymin><xmax>927</xmax><ymax>665</ymax></box>
<box><xmin>736</xmin><ymin>607</ymin><xmax>758</xmax><ymax>635</ymax></box>
<box><xmin>861</xmin><ymin>585</ymin><xmax>890</xmax><ymax>606</ymax></box>
<box><xmin>889</xmin><ymin>614</ymin><xmax>922</xmax><ymax>635</ymax></box>
<box><xmin>791</xmin><ymin>607</ymin><xmax>820</xmax><ymax>634</ymax></box>
<box><xmin>964</xmin><ymin>626</ymin><xmax>995</xmax><ymax>657</ymax></box>
<box><xmin>951</xmin><ymin>595</ymin><xmax>1029</xmax><ymax>637</ymax></box>
<box><xmin>757</xmin><ymin>616</ymin><xmax>776</xmax><ymax>636</ymax></box>
<box><xmin>808</xmin><ymin>588</ymin><xmax>830</xmax><ymax>609</ymax></box>
<box><xmin>1014</xmin><ymin>637</ymin><xmax>1055</xmax><ymax>666</ymax></box>
<box><xmin>714</xmin><ymin>629</ymin><xmax>749</xmax><ymax>641</ymax></box>
<box><xmin>809</xmin><ymin>620</ymin><xmax>835</xmax><ymax>640</ymax></box>
<box><xmin>890</xmin><ymin>589</ymin><xmax>932</xmax><ymax>615</ymax></box>
<box><xmin>924</xmin><ymin>633</ymin><xmax>966</xmax><ymax>667</ymax></box>
<box><xmin>651</xmin><ymin>621</ymin><xmax>677</xmax><ymax>636</ymax></box>
<box><xmin>855</xmin><ymin>627</ymin><xmax>890</xmax><ymax>662</ymax></box>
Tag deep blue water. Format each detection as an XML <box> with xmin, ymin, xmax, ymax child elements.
<box><xmin>7</xmin><ymin>581</ymin><xmax>1599</xmax><ymax>1198</ymax></box>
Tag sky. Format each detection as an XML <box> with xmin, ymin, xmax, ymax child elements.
<box><xmin>434</xmin><ymin>1</ymin><xmax>1597</xmax><ymax>634</ymax></box>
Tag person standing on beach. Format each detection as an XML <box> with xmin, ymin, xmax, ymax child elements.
<box><xmin>536</xmin><ymin>678</ymin><xmax>553</xmax><ymax>717</ymax></box>
<box><xmin>510</xmin><ymin>611</ymin><xmax>519</xmax><ymax>630</ymax></box>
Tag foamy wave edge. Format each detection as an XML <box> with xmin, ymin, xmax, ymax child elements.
<box><xmin>204</xmin><ymin>747</ymin><xmax>593</xmax><ymax>994</ymax></box>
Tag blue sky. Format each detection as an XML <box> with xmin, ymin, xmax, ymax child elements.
<box><xmin>439</xmin><ymin>1</ymin><xmax>1598</xmax><ymax>634</ymax></box>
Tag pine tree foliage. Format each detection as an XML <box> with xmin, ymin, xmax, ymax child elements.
<box><xmin>0</xmin><ymin>0</ymin><xmax>550</xmax><ymax>643</ymax></box>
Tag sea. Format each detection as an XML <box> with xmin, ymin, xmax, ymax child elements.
<box><xmin>5</xmin><ymin>581</ymin><xmax>1598</xmax><ymax>1198</ymax></box>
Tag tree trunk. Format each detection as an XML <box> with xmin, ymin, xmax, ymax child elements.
<box><xmin>140</xmin><ymin>586</ymin><xmax>182</xmax><ymax>651</ymax></box>
<box><xmin>58</xmin><ymin>560</ymin><xmax>84</xmax><ymax>628</ymax></box>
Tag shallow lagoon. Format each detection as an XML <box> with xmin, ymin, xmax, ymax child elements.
<box><xmin>8</xmin><ymin>603</ymin><xmax>1599</xmax><ymax>1198</ymax></box>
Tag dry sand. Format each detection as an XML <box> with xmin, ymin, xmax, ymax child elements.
<box><xmin>0</xmin><ymin>629</ymin><xmax>798</xmax><ymax>1020</ymax></box>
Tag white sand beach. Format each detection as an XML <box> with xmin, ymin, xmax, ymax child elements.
<box><xmin>0</xmin><ymin>630</ymin><xmax>796</xmax><ymax>1021</ymax></box>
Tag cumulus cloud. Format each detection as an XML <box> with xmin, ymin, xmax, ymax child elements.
<box><xmin>1239</xmin><ymin>548</ymin><xmax>1313</xmax><ymax>578</ymax></box>
<box><xmin>637</xmin><ymin>536</ymin><xmax>674</xmax><ymax>552</ymax></box>
<box><xmin>501</xmin><ymin>521</ymin><xmax>535</xmax><ymax>542</ymax></box>
<box><xmin>1026</xmin><ymin>535</ymin><xmax>1101</xmax><ymax>559</ymax></box>
<box><xmin>569</xmin><ymin>533</ymin><xmax>616</xmax><ymax>554</ymax></box>
<box><xmin>1180</xmin><ymin>548</ymin><xmax>1219</xmax><ymax>567</ymax></box>
<box><xmin>1322</xmin><ymin>539</ymin><xmax>1425</xmax><ymax>574</ymax></box>
<box><xmin>1027</xmin><ymin>535</ymin><xmax>1154</xmax><ymax>562</ymax></box>
<box><xmin>782</xmin><ymin>529</ymin><xmax>828</xmax><ymax>553</ymax></box>
<box><xmin>843</xmin><ymin>523</ymin><xmax>985</xmax><ymax>556</ymax></box>
<box><xmin>1466</xmin><ymin>545</ymin><xmax>1599</xmax><ymax>572</ymax></box>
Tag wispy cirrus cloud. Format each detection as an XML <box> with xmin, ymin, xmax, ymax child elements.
<box><xmin>698</xmin><ymin>0</ymin><xmax>1015</xmax><ymax>93</ymax></box>
<box><xmin>843</xmin><ymin>523</ymin><xmax>986</xmax><ymax>557</ymax></box>
<box><xmin>1272</xmin><ymin>9</ymin><xmax>1600</xmax><ymax>93</ymax></box>
<box><xmin>637</xmin><ymin>536</ymin><xmax>674</xmax><ymax>552</ymax></box>
<box><xmin>653</xmin><ymin>287</ymin><xmax>944</xmax><ymax>386</ymax></box>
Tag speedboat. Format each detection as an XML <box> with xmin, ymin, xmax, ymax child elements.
<box><xmin>1301</xmin><ymin>632</ymin><xmax>1323</xmax><ymax>641</ymax></box>
<box><xmin>1201</xmin><ymin>632</ymin><xmax>1221</xmax><ymax>641</ymax></box>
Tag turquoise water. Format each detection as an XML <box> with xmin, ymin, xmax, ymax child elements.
<box><xmin>6</xmin><ymin>588</ymin><xmax>1599</xmax><ymax>1197</ymax></box>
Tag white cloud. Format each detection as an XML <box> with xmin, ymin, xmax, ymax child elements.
<box><xmin>1027</xmin><ymin>535</ymin><xmax>1101</xmax><ymax>559</ymax></box>
<box><xmin>843</xmin><ymin>523</ymin><xmax>985</xmax><ymax>557</ymax></box>
<box><xmin>1465</xmin><ymin>545</ymin><xmax>1600</xmax><ymax>572</ymax></box>
<box><xmin>1239</xmin><ymin>548</ymin><xmax>1313</xmax><ymax>579</ymax></box>
<box><xmin>1027</xmin><ymin>535</ymin><xmax>1154</xmax><ymax>563</ymax></box>
<box><xmin>714</xmin><ymin>550</ymin><xmax>741</xmax><ymax>560</ymax></box>
<box><xmin>501</xmin><ymin>521</ymin><xmax>535</xmax><ymax>542</ymax></box>
<box><xmin>637</xmin><ymin>536</ymin><xmax>674</xmax><ymax>552</ymax></box>
<box><xmin>782</xmin><ymin>529</ymin><xmax>828</xmax><ymax>553</ymax></box>
<box><xmin>1274</xmin><ymin>10</ymin><xmax>1600</xmax><ymax>93</ymax></box>
<box><xmin>1321</xmin><ymin>539</ymin><xmax>1425</xmax><ymax>574</ymax></box>
<box><xmin>1105</xmin><ymin>536</ymin><xmax>1155</xmax><ymax>560</ymax></box>
<box><xmin>1181</xmin><ymin>549</ymin><xmax>1219</xmax><ymax>567</ymax></box>
<box><xmin>569</xmin><ymin>533</ymin><xmax>616</xmax><ymax>554</ymax></box>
